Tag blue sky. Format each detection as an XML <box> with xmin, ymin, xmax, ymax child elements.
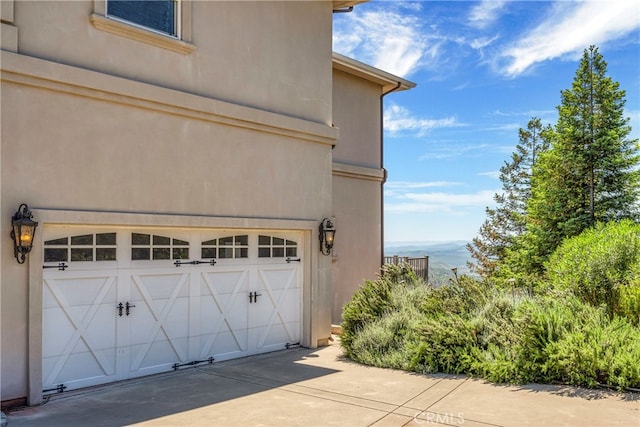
<box><xmin>333</xmin><ymin>0</ymin><xmax>640</xmax><ymax>243</ymax></box>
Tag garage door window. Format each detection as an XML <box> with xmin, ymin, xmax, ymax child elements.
<box><xmin>258</xmin><ymin>235</ymin><xmax>297</xmax><ymax>258</ymax></box>
<box><xmin>201</xmin><ymin>235</ymin><xmax>248</xmax><ymax>259</ymax></box>
<box><xmin>44</xmin><ymin>233</ymin><xmax>117</xmax><ymax>262</ymax></box>
<box><xmin>131</xmin><ymin>233</ymin><xmax>189</xmax><ymax>260</ymax></box>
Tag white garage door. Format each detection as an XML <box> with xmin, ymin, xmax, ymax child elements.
<box><xmin>42</xmin><ymin>226</ymin><xmax>302</xmax><ymax>393</ymax></box>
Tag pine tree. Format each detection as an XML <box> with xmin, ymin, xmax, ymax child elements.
<box><xmin>468</xmin><ymin>118</ymin><xmax>550</xmax><ymax>277</ymax></box>
<box><xmin>520</xmin><ymin>46</ymin><xmax>640</xmax><ymax>273</ymax></box>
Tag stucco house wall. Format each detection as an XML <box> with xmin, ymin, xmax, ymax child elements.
<box><xmin>331</xmin><ymin>54</ymin><xmax>415</xmax><ymax>324</ymax></box>
<box><xmin>1</xmin><ymin>0</ymin><xmax>339</xmax><ymax>407</ymax></box>
<box><xmin>0</xmin><ymin>0</ymin><xmax>414</xmax><ymax>408</ymax></box>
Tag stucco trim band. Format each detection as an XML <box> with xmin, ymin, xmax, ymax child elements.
<box><xmin>1</xmin><ymin>51</ymin><xmax>338</xmax><ymax>146</ymax></box>
<box><xmin>332</xmin><ymin>161</ymin><xmax>385</xmax><ymax>182</ymax></box>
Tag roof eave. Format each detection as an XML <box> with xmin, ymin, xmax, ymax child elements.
<box><xmin>332</xmin><ymin>52</ymin><xmax>417</xmax><ymax>92</ymax></box>
<box><xmin>332</xmin><ymin>1</ymin><xmax>368</xmax><ymax>12</ymax></box>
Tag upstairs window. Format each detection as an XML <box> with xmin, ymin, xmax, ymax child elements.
<box><xmin>107</xmin><ymin>0</ymin><xmax>178</xmax><ymax>38</ymax></box>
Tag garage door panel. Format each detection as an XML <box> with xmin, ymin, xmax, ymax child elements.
<box><xmin>198</xmin><ymin>268</ymin><xmax>250</xmax><ymax>360</ymax></box>
<box><xmin>200</xmin><ymin>330</ymin><xmax>248</xmax><ymax>361</ymax></box>
<box><xmin>129</xmin><ymin>339</ymin><xmax>187</xmax><ymax>374</ymax></box>
<box><xmin>43</xmin><ymin>227</ymin><xmax>303</xmax><ymax>393</ymax></box>
<box><xmin>45</xmin><ymin>348</ymin><xmax>116</xmax><ymax>384</ymax></box>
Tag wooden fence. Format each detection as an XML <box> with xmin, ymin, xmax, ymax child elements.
<box><xmin>384</xmin><ymin>255</ymin><xmax>429</xmax><ymax>282</ymax></box>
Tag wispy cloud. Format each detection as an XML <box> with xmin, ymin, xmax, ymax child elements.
<box><xmin>487</xmin><ymin>109</ymin><xmax>556</xmax><ymax>118</ymax></box>
<box><xmin>386</xmin><ymin>181</ymin><xmax>461</xmax><ymax>190</ymax></box>
<box><xmin>333</xmin><ymin>5</ymin><xmax>435</xmax><ymax>77</ymax></box>
<box><xmin>478</xmin><ymin>171</ymin><xmax>501</xmax><ymax>179</ymax></box>
<box><xmin>384</xmin><ymin>104</ymin><xmax>461</xmax><ymax>137</ymax></box>
<box><xmin>498</xmin><ymin>0</ymin><xmax>640</xmax><ymax>77</ymax></box>
<box><xmin>385</xmin><ymin>181</ymin><xmax>462</xmax><ymax>198</ymax></box>
<box><xmin>386</xmin><ymin>189</ymin><xmax>497</xmax><ymax>214</ymax></box>
<box><xmin>468</xmin><ymin>0</ymin><xmax>508</xmax><ymax>30</ymax></box>
<box><xmin>418</xmin><ymin>143</ymin><xmax>491</xmax><ymax>160</ymax></box>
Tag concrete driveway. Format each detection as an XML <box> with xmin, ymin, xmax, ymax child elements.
<box><xmin>4</xmin><ymin>340</ymin><xmax>639</xmax><ymax>426</ymax></box>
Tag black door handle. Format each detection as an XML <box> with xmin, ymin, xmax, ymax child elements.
<box><xmin>126</xmin><ymin>302</ymin><xmax>136</xmax><ymax>316</ymax></box>
<box><xmin>116</xmin><ymin>302</ymin><xmax>124</xmax><ymax>317</ymax></box>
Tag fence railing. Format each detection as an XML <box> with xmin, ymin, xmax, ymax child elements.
<box><xmin>384</xmin><ymin>255</ymin><xmax>429</xmax><ymax>282</ymax></box>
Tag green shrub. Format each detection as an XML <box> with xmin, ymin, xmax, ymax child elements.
<box><xmin>409</xmin><ymin>314</ymin><xmax>480</xmax><ymax>374</ymax></box>
<box><xmin>545</xmin><ymin>220</ymin><xmax>640</xmax><ymax>316</ymax></box>
<box><xmin>613</xmin><ymin>281</ymin><xmax>640</xmax><ymax>325</ymax></box>
<box><xmin>340</xmin><ymin>264</ymin><xmax>420</xmax><ymax>355</ymax></box>
<box><xmin>511</xmin><ymin>295</ymin><xmax>640</xmax><ymax>389</ymax></box>
<box><xmin>340</xmin><ymin>263</ymin><xmax>640</xmax><ymax>390</ymax></box>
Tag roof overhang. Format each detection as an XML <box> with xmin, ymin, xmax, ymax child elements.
<box><xmin>332</xmin><ymin>52</ymin><xmax>417</xmax><ymax>93</ymax></box>
<box><xmin>333</xmin><ymin>1</ymin><xmax>368</xmax><ymax>12</ymax></box>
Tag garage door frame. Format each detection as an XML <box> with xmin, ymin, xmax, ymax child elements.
<box><xmin>27</xmin><ymin>209</ymin><xmax>326</xmax><ymax>406</ymax></box>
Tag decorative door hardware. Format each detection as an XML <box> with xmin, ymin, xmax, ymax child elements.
<box><xmin>174</xmin><ymin>259</ymin><xmax>216</xmax><ymax>267</ymax></box>
<box><xmin>286</xmin><ymin>257</ymin><xmax>301</xmax><ymax>263</ymax></box>
<box><xmin>43</xmin><ymin>383</ymin><xmax>67</xmax><ymax>396</ymax></box>
<box><xmin>248</xmin><ymin>291</ymin><xmax>262</xmax><ymax>303</ymax></box>
<box><xmin>43</xmin><ymin>262</ymin><xmax>68</xmax><ymax>271</ymax></box>
<box><xmin>125</xmin><ymin>302</ymin><xmax>136</xmax><ymax>316</ymax></box>
<box><xmin>116</xmin><ymin>302</ymin><xmax>136</xmax><ymax>316</ymax></box>
<box><xmin>172</xmin><ymin>356</ymin><xmax>214</xmax><ymax>371</ymax></box>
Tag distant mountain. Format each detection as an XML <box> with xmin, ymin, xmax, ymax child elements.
<box><xmin>384</xmin><ymin>241</ymin><xmax>474</xmax><ymax>285</ymax></box>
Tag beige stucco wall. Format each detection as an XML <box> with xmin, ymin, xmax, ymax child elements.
<box><xmin>1</xmin><ymin>0</ymin><xmax>336</xmax><ymax>405</ymax></box>
<box><xmin>331</xmin><ymin>170</ymin><xmax>383</xmax><ymax>322</ymax></box>
<box><xmin>331</xmin><ymin>69</ymin><xmax>384</xmax><ymax>323</ymax></box>
<box><xmin>332</xmin><ymin>69</ymin><xmax>381</xmax><ymax>168</ymax></box>
<box><xmin>10</xmin><ymin>0</ymin><xmax>333</xmax><ymax>125</ymax></box>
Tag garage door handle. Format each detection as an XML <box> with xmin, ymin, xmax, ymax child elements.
<box><xmin>126</xmin><ymin>302</ymin><xmax>136</xmax><ymax>316</ymax></box>
<box><xmin>116</xmin><ymin>302</ymin><xmax>124</xmax><ymax>317</ymax></box>
<box><xmin>286</xmin><ymin>257</ymin><xmax>301</xmax><ymax>263</ymax></box>
<box><xmin>249</xmin><ymin>292</ymin><xmax>262</xmax><ymax>303</ymax></box>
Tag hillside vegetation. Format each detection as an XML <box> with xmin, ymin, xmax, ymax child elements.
<box><xmin>341</xmin><ymin>221</ymin><xmax>640</xmax><ymax>390</ymax></box>
<box><xmin>342</xmin><ymin>47</ymin><xmax>639</xmax><ymax>391</ymax></box>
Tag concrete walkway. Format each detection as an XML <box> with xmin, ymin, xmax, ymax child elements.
<box><xmin>5</xmin><ymin>340</ymin><xmax>639</xmax><ymax>426</ymax></box>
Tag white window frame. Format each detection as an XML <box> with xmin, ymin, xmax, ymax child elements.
<box><xmin>90</xmin><ymin>0</ymin><xmax>195</xmax><ymax>55</ymax></box>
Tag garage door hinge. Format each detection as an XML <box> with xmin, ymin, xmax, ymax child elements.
<box><xmin>43</xmin><ymin>262</ymin><xmax>68</xmax><ymax>271</ymax></box>
<box><xmin>285</xmin><ymin>342</ymin><xmax>301</xmax><ymax>349</ymax></box>
<box><xmin>174</xmin><ymin>259</ymin><xmax>216</xmax><ymax>267</ymax></box>
<box><xmin>42</xmin><ymin>384</ymin><xmax>67</xmax><ymax>396</ymax></box>
<box><xmin>172</xmin><ymin>356</ymin><xmax>214</xmax><ymax>371</ymax></box>
<box><xmin>286</xmin><ymin>257</ymin><xmax>301</xmax><ymax>263</ymax></box>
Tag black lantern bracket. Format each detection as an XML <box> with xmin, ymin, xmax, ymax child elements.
<box><xmin>319</xmin><ymin>217</ymin><xmax>335</xmax><ymax>256</ymax></box>
<box><xmin>10</xmin><ymin>203</ymin><xmax>39</xmax><ymax>264</ymax></box>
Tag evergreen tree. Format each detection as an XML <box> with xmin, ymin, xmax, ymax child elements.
<box><xmin>468</xmin><ymin>118</ymin><xmax>550</xmax><ymax>277</ymax></box>
<box><xmin>520</xmin><ymin>46</ymin><xmax>640</xmax><ymax>273</ymax></box>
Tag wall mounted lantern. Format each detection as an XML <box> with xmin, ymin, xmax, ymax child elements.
<box><xmin>10</xmin><ymin>203</ymin><xmax>38</xmax><ymax>264</ymax></box>
<box><xmin>319</xmin><ymin>217</ymin><xmax>335</xmax><ymax>256</ymax></box>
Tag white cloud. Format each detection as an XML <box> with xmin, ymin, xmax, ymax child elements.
<box><xmin>418</xmin><ymin>143</ymin><xmax>492</xmax><ymax>160</ymax></box>
<box><xmin>468</xmin><ymin>0</ymin><xmax>508</xmax><ymax>29</ymax></box>
<box><xmin>386</xmin><ymin>190</ymin><xmax>497</xmax><ymax>214</ymax></box>
<box><xmin>487</xmin><ymin>109</ymin><xmax>556</xmax><ymax>118</ymax></box>
<box><xmin>333</xmin><ymin>7</ymin><xmax>433</xmax><ymax>77</ymax></box>
<box><xmin>386</xmin><ymin>181</ymin><xmax>461</xmax><ymax>190</ymax></box>
<box><xmin>384</xmin><ymin>104</ymin><xmax>461</xmax><ymax>136</ymax></box>
<box><xmin>470</xmin><ymin>34</ymin><xmax>500</xmax><ymax>50</ymax></box>
<box><xmin>478</xmin><ymin>171</ymin><xmax>501</xmax><ymax>179</ymax></box>
<box><xmin>499</xmin><ymin>0</ymin><xmax>640</xmax><ymax>77</ymax></box>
